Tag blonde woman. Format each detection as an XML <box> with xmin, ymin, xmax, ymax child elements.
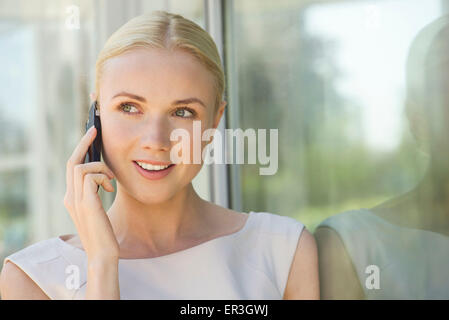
<box><xmin>0</xmin><ymin>11</ymin><xmax>318</xmax><ymax>300</ymax></box>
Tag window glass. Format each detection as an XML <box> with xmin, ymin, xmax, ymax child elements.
<box><xmin>0</xmin><ymin>0</ymin><xmax>204</xmax><ymax>260</ymax></box>
<box><xmin>228</xmin><ymin>0</ymin><xmax>443</xmax><ymax>230</ymax></box>
<box><xmin>226</xmin><ymin>0</ymin><xmax>449</xmax><ymax>299</ymax></box>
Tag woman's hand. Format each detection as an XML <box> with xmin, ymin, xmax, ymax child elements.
<box><xmin>63</xmin><ymin>126</ymin><xmax>119</xmax><ymax>261</ymax></box>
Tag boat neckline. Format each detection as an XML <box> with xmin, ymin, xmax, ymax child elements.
<box><xmin>56</xmin><ymin>211</ymin><xmax>255</xmax><ymax>261</ymax></box>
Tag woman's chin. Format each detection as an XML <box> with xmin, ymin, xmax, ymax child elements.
<box><xmin>132</xmin><ymin>189</ymin><xmax>176</xmax><ymax>204</ymax></box>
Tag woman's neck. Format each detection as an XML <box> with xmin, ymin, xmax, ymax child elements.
<box><xmin>105</xmin><ymin>182</ymin><xmax>209</xmax><ymax>256</ymax></box>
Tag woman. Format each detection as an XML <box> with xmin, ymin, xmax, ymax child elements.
<box><xmin>0</xmin><ymin>11</ymin><xmax>318</xmax><ymax>300</ymax></box>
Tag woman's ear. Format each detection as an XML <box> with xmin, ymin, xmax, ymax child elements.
<box><xmin>213</xmin><ymin>100</ymin><xmax>227</xmax><ymax>129</ymax></box>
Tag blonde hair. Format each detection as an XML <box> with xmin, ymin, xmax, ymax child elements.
<box><xmin>95</xmin><ymin>10</ymin><xmax>225</xmax><ymax>112</ymax></box>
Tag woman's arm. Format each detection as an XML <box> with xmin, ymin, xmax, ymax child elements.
<box><xmin>85</xmin><ymin>257</ymin><xmax>120</xmax><ymax>299</ymax></box>
<box><xmin>283</xmin><ymin>228</ymin><xmax>320</xmax><ymax>299</ymax></box>
<box><xmin>0</xmin><ymin>258</ymin><xmax>120</xmax><ymax>300</ymax></box>
<box><xmin>314</xmin><ymin>226</ymin><xmax>365</xmax><ymax>299</ymax></box>
<box><xmin>63</xmin><ymin>126</ymin><xmax>121</xmax><ymax>299</ymax></box>
<box><xmin>0</xmin><ymin>261</ymin><xmax>51</xmax><ymax>300</ymax></box>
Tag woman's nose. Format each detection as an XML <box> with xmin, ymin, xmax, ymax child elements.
<box><xmin>138</xmin><ymin>116</ymin><xmax>172</xmax><ymax>152</ymax></box>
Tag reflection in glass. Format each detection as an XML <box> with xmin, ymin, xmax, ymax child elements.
<box><xmin>229</xmin><ymin>0</ymin><xmax>440</xmax><ymax>232</ymax></box>
<box><xmin>228</xmin><ymin>0</ymin><xmax>447</xmax><ymax>299</ymax></box>
<box><xmin>316</xmin><ymin>14</ymin><xmax>449</xmax><ymax>299</ymax></box>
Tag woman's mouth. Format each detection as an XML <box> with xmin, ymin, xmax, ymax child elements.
<box><xmin>133</xmin><ymin>161</ymin><xmax>176</xmax><ymax>180</ymax></box>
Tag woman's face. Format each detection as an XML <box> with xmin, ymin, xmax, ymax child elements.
<box><xmin>97</xmin><ymin>48</ymin><xmax>225</xmax><ymax>203</ymax></box>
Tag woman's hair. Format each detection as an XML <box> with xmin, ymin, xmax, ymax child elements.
<box><xmin>95</xmin><ymin>10</ymin><xmax>225</xmax><ymax>112</ymax></box>
<box><xmin>405</xmin><ymin>15</ymin><xmax>449</xmax><ymax>152</ymax></box>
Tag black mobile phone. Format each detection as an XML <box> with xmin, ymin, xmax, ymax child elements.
<box><xmin>84</xmin><ymin>100</ymin><xmax>102</xmax><ymax>163</ymax></box>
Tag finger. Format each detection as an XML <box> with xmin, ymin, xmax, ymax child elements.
<box><xmin>66</xmin><ymin>128</ymin><xmax>101</xmax><ymax>233</ymax></box>
<box><xmin>68</xmin><ymin>126</ymin><xmax>97</xmax><ymax>168</ymax></box>
<box><xmin>83</xmin><ymin>173</ymin><xmax>114</xmax><ymax>198</ymax></box>
<box><xmin>66</xmin><ymin>127</ymin><xmax>97</xmax><ymax>197</ymax></box>
<box><xmin>74</xmin><ymin>163</ymin><xmax>84</xmax><ymax>214</ymax></box>
<box><xmin>73</xmin><ymin>162</ymin><xmax>115</xmax><ymax>213</ymax></box>
<box><xmin>78</xmin><ymin>162</ymin><xmax>115</xmax><ymax>180</ymax></box>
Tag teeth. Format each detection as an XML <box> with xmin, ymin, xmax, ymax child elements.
<box><xmin>136</xmin><ymin>161</ymin><xmax>170</xmax><ymax>171</ymax></box>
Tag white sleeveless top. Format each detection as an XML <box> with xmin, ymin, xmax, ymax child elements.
<box><xmin>317</xmin><ymin>209</ymin><xmax>449</xmax><ymax>299</ymax></box>
<box><xmin>2</xmin><ymin>211</ymin><xmax>305</xmax><ymax>300</ymax></box>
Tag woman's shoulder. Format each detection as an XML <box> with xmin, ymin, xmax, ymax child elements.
<box><xmin>0</xmin><ymin>237</ymin><xmax>65</xmax><ymax>300</ymax></box>
<box><xmin>315</xmin><ymin>208</ymin><xmax>377</xmax><ymax>233</ymax></box>
<box><xmin>1</xmin><ymin>235</ymin><xmax>87</xmax><ymax>300</ymax></box>
<box><xmin>222</xmin><ymin>209</ymin><xmax>307</xmax><ymax>259</ymax></box>
<box><xmin>0</xmin><ymin>258</ymin><xmax>51</xmax><ymax>299</ymax></box>
<box><xmin>236</xmin><ymin>211</ymin><xmax>308</xmax><ymax>297</ymax></box>
<box><xmin>247</xmin><ymin>211</ymin><xmax>305</xmax><ymax>236</ymax></box>
<box><xmin>2</xmin><ymin>237</ymin><xmax>62</xmax><ymax>266</ymax></box>
<box><xmin>207</xmin><ymin>199</ymin><xmax>305</xmax><ymax>231</ymax></box>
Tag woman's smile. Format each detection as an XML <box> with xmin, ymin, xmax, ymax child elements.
<box><xmin>133</xmin><ymin>160</ymin><xmax>176</xmax><ymax>180</ymax></box>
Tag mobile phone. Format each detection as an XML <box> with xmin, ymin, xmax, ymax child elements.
<box><xmin>84</xmin><ymin>100</ymin><xmax>102</xmax><ymax>163</ymax></box>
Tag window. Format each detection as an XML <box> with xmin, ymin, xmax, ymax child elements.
<box><xmin>225</xmin><ymin>0</ymin><xmax>446</xmax><ymax>231</ymax></box>
<box><xmin>0</xmin><ymin>0</ymin><xmax>204</xmax><ymax>263</ymax></box>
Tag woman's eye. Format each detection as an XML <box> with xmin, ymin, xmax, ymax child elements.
<box><xmin>119</xmin><ymin>103</ymin><xmax>139</xmax><ymax>114</ymax></box>
<box><xmin>174</xmin><ymin>107</ymin><xmax>196</xmax><ymax>119</ymax></box>
<box><xmin>118</xmin><ymin>103</ymin><xmax>196</xmax><ymax>118</ymax></box>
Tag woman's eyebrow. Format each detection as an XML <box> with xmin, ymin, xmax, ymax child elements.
<box><xmin>113</xmin><ymin>91</ymin><xmax>146</xmax><ymax>103</ymax></box>
<box><xmin>112</xmin><ymin>91</ymin><xmax>207</xmax><ymax>108</ymax></box>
